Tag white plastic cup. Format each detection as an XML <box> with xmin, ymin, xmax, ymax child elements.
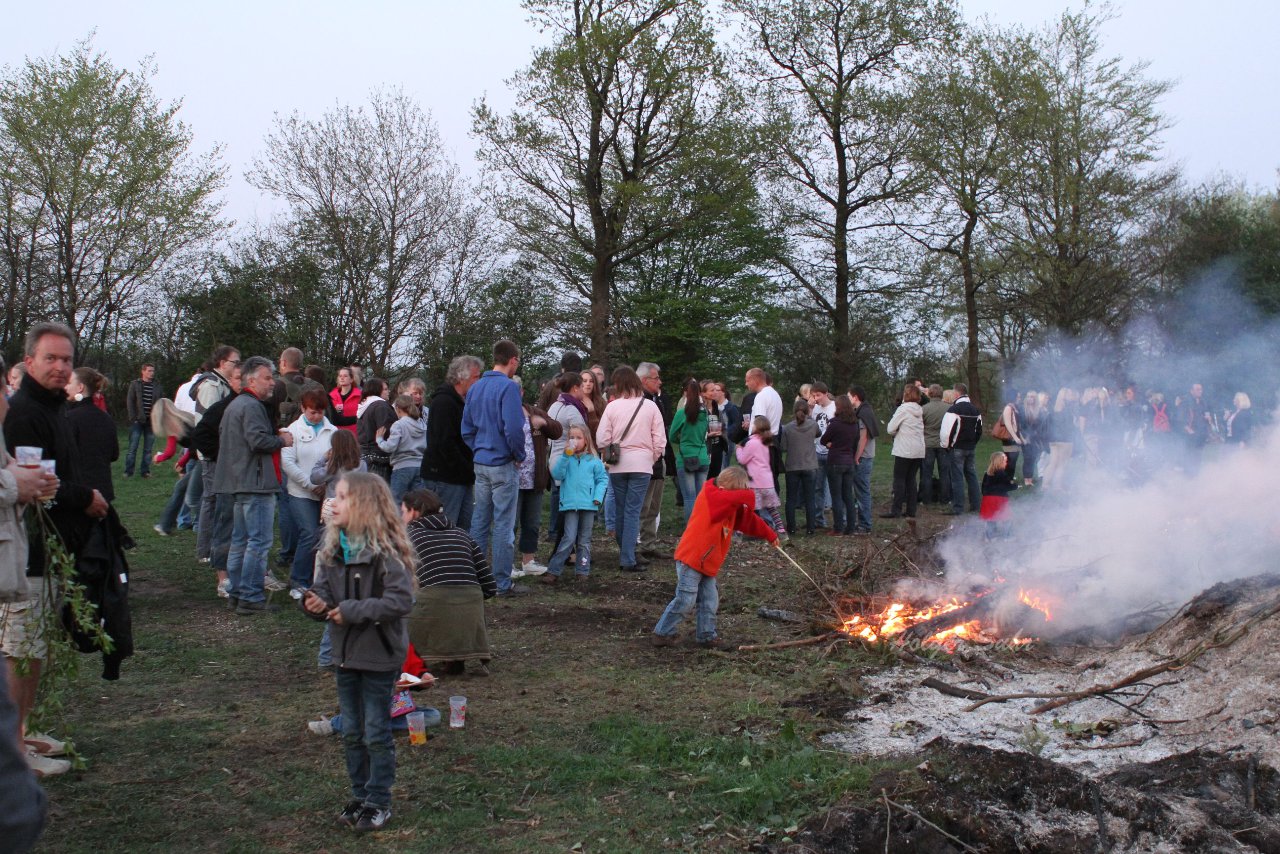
<box><xmin>449</xmin><ymin>695</ymin><xmax>466</xmax><ymax>729</ymax></box>
<box><xmin>406</xmin><ymin>710</ymin><xmax>427</xmax><ymax>745</ymax></box>
<box><xmin>15</xmin><ymin>447</ymin><xmax>41</xmax><ymax>467</ymax></box>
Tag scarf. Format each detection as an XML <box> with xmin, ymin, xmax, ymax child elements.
<box><xmin>558</xmin><ymin>392</ymin><xmax>589</xmax><ymax>421</ymax></box>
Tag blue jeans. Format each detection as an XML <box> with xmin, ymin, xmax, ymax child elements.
<box><xmin>180</xmin><ymin>458</ymin><xmax>204</xmax><ymax>529</ymax></box>
<box><xmin>547</xmin><ymin>484</ymin><xmax>563</xmax><ymax>547</ymax></box>
<box><xmin>517</xmin><ymin>489</ymin><xmax>543</xmax><ymax>557</ymax></box>
<box><xmin>390</xmin><ymin>467</ymin><xmax>423</xmax><ymax>505</ymax></box>
<box><xmin>288</xmin><ymin>496</ymin><xmax>322</xmax><ymax>590</ymax></box>
<box><xmin>197</xmin><ymin>459</ymin><xmax>218</xmax><ymax>560</ymax></box>
<box><xmin>278</xmin><ymin>482</ymin><xmax>297</xmax><ymax>558</ymax></box>
<box><xmin>602</xmin><ymin>483</ymin><xmax>616</xmax><ymax>532</ymax></box>
<box><xmin>422</xmin><ymin>480</ymin><xmax>473</xmax><ymax>532</ymax></box>
<box><xmin>547</xmin><ymin>509</ymin><xmax>594</xmax><ymax>577</ymax></box>
<box><xmin>609</xmin><ymin>472</ymin><xmax>650</xmax><ymax>568</ymax></box>
<box><xmin>227</xmin><ymin>493</ymin><xmax>276</xmax><ymax>603</ymax></box>
<box><xmin>158</xmin><ymin>465</ymin><xmax>192</xmax><ymax>533</ymax></box>
<box><xmin>814</xmin><ymin>456</ymin><xmax>832</xmax><ymax>524</ymax></box>
<box><xmin>853</xmin><ymin>455</ymin><xmax>874</xmax><ymax>532</ymax></box>
<box><xmin>785</xmin><ymin>469</ymin><xmax>818</xmax><ymax>533</ymax></box>
<box><xmin>826</xmin><ymin>464</ymin><xmax>856</xmax><ymax>533</ymax></box>
<box><xmin>318</xmin><ymin>624</ymin><xmax>333</xmax><ymax>668</ymax></box>
<box><xmin>950</xmin><ymin>447</ymin><xmax>980</xmax><ymax>512</ymax></box>
<box><xmin>675</xmin><ymin>465</ymin><xmax>707</xmax><ymax>523</ymax></box>
<box><xmin>470</xmin><ymin>463</ymin><xmax>520</xmax><ymax>592</ymax></box>
<box><xmin>653</xmin><ymin>562</ymin><xmax>720</xmax><ymax>642</ymax></box>
<box><xmin>335</xmin><ymin>668</ymin><xmax>398</xmax><ymax>809</ymax></box>
<box><xmin>125</xmin><ymin>422</ymin><xmax>155</xmax><ymax>476</ymax></box>
<box><xmin>210</xmin><ymin>493</ymin><xmax>234</xmax><ymax>571</ymax></box>
<box><xmin>922</xmin><ymin>447</ymin><xmax>951</xmax><ymax>504</ymax></box>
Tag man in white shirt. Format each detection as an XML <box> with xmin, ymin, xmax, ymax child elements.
<box><xmin>745</xmin><ymin>368</ymin><xmax>783</xmax><ymax>490</ymax></box>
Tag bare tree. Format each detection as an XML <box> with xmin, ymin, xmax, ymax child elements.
<box><xmin>249</xmin><ymin>89</ymin><xmax>480</xmax><ymax>372</ymax></box>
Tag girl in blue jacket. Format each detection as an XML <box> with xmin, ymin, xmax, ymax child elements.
<box><xmin>542</xmin><ymin>425</ymin><xmax>609</xmax><ymax>582</ymax></box>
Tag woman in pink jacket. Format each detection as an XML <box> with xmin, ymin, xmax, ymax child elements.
<box><xmin>595</xmin><ymin>366</ymin><xmax>667</xmax><ymax>572</ymax></box>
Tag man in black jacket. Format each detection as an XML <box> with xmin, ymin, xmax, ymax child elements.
<box><xmin>2</xmin><ymin>321</ymin><xmax>108</xmax><ymax>778</ymax></box>
<box><xmin>941</xmin><ymin>382</ymin><xmax>984</xmax><ymax>514</ymax></box>
<box><xmin>187</xmin><ymin>364</ymin><xmax>242</xmax><ymax>597</ymax></box>
<box><xmin>421</xmin><ymin>355</ymin><xmax>483</xmax><ymax>530</ymax></box>
<box><xmin>124</xmin><ymin>363</ymin><xmax>161</xmax><ymax>478</ymax></box>
<box><xmin>637</xmin><ymin>362</ymin><xmax>673</xmax><ymax>560</ymax></box>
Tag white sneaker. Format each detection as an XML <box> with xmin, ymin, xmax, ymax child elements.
<box><xmin>509</xmin><ymin>567</ymin><xmax>527</xmax><ymax>579</ymax></box>
<box><xmin>216</xmin><ymin>578</ymin><xmax>231</xmax><ymax>599</ymax></box>
<box><xmin>263</xmin><ymin>572</ymin><xmax>287</xmax><ymax>592</ymax></box>
<box><xmin>289</xmin><ymin>587</ymin><xmax>305</xmax><ymax>601</ymax></box>
<box><xmin>308</xmin><ymin>717</ymin><xmax>334</xmax><ymax>736</ymax></box>
<box><xmin>521</xmin><ymin>560</ymin><xmax>548</xmax><ymax>576</ymax></box>
<box><xmin>26</xmin><ymin>749</ymin><xmax>71</xmax><ymax>777</ymax></box>
<box><xmin>153</xmin><ymin>524</ymin><xmax>170</xmax><ymax>537</ymax></box>
<box><xmin>25</xmin><ymin>732</ymin><xmax>66</xmax><ymax>756</ymax></box>
<box><xmin>199</xmin><ymin>557</ymin><xmax>211</xmax><ymax>564</ymax></box>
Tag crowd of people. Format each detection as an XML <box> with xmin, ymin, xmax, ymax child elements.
<box><xmin>0</xmin><ymin>321</ymin><xmax>1259</xmax><ymax>840</ymax></box>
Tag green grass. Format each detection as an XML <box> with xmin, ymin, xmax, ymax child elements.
<box><xmin>33</xmin><ymin>433</ymin><xmax>952</xmax><ymax>853</ymax></box>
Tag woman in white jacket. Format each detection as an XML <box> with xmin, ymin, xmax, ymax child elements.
<box><xmin>884</xmin><ymin>385</ymin><xmax>926</xmax><ymax>519</ymax></box>
<box><xmin>281</xmin><ymin>388</ymin><xmax>338</xmax><ymax>596</ymax></box>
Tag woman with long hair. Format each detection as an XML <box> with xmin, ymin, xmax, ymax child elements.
<box><xmin>668</xmin><ymin>379</ymin><xmax>710</xmax><ymax>523</ymax></box>
<box><xmin>1040</xmin><ymin>387</ymin><xmax>1080</xmax><ymax>492</ymax></box>
<box><xmin>595</xmin><ymin>366</ymin><xmax>666</xmax><ymax>572</ymax></box>
<box><xmin>329</xmin><ymin>367</ymin><xmax>361</xmax><ymax>435</ymax></box>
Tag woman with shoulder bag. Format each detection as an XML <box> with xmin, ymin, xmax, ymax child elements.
<box><xmin>596</xmin><ymin>366</ymin><xmax>667</xmax><ymax>572</ymax></box>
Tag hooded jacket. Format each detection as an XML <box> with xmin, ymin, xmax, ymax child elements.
<box><xmin>551</xmin><ymin>451</ymin><xmax>609</xmax><ymax>511</ymax></box>
<box><xmin>674</xmin><ymin>480</ymin><xmax>778</xmax><ymax>577</ymax></box>
<box><xmin>304</xmin><ymin>542</ymin><xmax>414</xmax><ymax>672</ymax></box>
<box><xmin>377</xmin><ymin>414</ymin><xmax>427</xmax><ymax>470</ymax></box>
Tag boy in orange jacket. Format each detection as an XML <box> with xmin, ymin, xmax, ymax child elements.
<box><xmin>651</xmin><ymin>466</ymin><xmax>779</xmax><ymax>650</ymax></box>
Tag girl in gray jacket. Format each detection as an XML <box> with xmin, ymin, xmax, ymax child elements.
<box><xmin>302</xmin><ymin>472</ymin><xmax>415</xmax><ymax>833</ymax></box>
<box><xmin>376</xmin><ymin>395</ymin><xmax>426</xmax><ymax>504</ymax></box>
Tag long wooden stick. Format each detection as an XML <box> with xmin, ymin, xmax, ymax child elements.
<box><xmin>736</xmin><ymin>632</ymin><xmax>840</xmax><ymax>652</ymax></box>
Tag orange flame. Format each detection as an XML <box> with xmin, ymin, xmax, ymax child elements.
<box><xmin>1018</xmin><ymin>589</ymin><xmax>1052</xmax><ymax>621</ymax></box>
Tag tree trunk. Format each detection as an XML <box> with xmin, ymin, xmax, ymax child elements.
<box><xmin>960</xmin><ymin>210</ymin><xmax>982</xmax><ymax>408</ymax></box>
<box><xmin>831</xmin><ymin>193</ymin><xmax>852</xmax><ymax>390</ymax></box>
<box><xmin>589</xmin><ymin>253</ymin><xmax>611</xmax><ymax>367</ymax></box>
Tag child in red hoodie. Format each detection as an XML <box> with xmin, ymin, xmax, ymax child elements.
<box><xmin>651</xmin><ymin>466</ymin><xmax>779</xmax><ymax>650</ymax></box>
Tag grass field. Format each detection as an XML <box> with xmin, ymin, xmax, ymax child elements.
<box><xmin>35</xmin><ymin>436</ymin><xmax>1002</xmax><ymax>853</ymax></box>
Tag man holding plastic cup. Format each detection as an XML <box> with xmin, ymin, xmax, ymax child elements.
<box><xmin>2</xmin><ymin>322</ymin><xmax>104</xmax><ymax>778</ymax></box>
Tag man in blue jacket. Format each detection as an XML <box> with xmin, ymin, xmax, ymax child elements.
<box><xmin>461</xmin><ymin>340</ymin><xmax>528</xmax><ymax>596</ymax></box>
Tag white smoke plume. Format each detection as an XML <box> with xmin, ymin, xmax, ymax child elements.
<box><xmin>931</xmin><ymin>268</ymin><xmax>1280</xmax><ymax>634</ymax></box>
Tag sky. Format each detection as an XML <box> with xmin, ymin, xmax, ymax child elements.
<box><xmin>4</xmin><ymin>1</ymin><xmax>1277</xmax><ymax>228</ymax></box>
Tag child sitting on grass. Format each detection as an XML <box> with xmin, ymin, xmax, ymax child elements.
<box><xmin>302</xmin><ymin>472</ymin><xmax>415</xmax><ymax>833</ymax></box>
<box><xmin>650</xmin><ymin>466</ymin><xmax>779</xmax><ymax>650</ymax></box>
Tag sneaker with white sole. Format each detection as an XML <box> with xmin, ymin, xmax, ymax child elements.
<box><xmin>308</xmin><ymin>716</ymin><xmax>334</xmax><ymax>736</ymax></box>
<box><xmin>289</xmin><ymin>586</ymin><xmax>305</xmax><ymax>601</ymax></box>
<box><xmin>152</xmin><ymin>524</ymin><xmax>171</xmax><ymax>537</ymax></box>
<box><xmin>26</xmin><ymin>749</ymin><xmax>71</xmax><ymax>777</ymax></box>
<box><xmin>25</xmin><ymin>732</ymin><xmax>66</xmax><ymax>756</ymax></box>
<box><xmin>520</xmin><ymin>560</ymin><xmax>548</xmax><ymax>576</ymax></box>
<box><xmin>509</xmin><ymin>566</ymin><xmax>527</xmax><ymax>579</ymax></box>
<box><xmin>263</xmin><ymin>572</ymin><xmax>287</xmax><ymax>592</ymax></box>
<box><xmin>354</xmin><ymin>805</ymin><xmax>392</xmax><ymax>832</ymax></box>
<box><xmin>216</xmin><ymin>578</ymin><xmax>231</xmax><ymax>599</ymax></box>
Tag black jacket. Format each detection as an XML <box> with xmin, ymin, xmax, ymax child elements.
<box><xmin>66</xmin><ymin>399</ymin><xmax>120</xmax><ymax>502</ymax></box>
<box><xmin>187</xmin><ymin>392</ymin><xmax>237</xmax><ymax>461</ymax></box>
<box><xmin>645</xmin><ymin>390</ymin><xmax>675</xmax><ymax>478</ymax></box>
<box><xmin>421</xmin><ymin>384</ymin><xmax>474</xmax><ymax>485</ymax></box>
<box><xmin>3</xmin><ymin>374</ymin><xmax>95</xmax><ymax>575</ymax></box>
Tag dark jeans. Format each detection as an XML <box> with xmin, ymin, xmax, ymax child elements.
<box><xmin>288</xmin><ymin>496</ymin><xmax>322</xmax><ymax>590</ymax></box>
<box><xmin>210</xmin><ymin>493</ymin><xmax>234</xmax><ymax>571</ymax></box>
<box><xmin>197</xmin><ymin>459</ymin><xmax>218</xmax><ymax>560</ymax></box>
<box><xmin>277</xmin><ymin>481</ymin><xmax>297</xmax><ymax>558</ymax></box>
<box><xmin>421</xmin><ymin>480</ymin><xmax>473</xmax><ymax>532</ymax></box>
<box><xmin>517</xmin><ymin>488</ymin><xmax>543</xmax><ymax>557</ymax></box>
<box><xmin>1024</xmin><ymin>442</ymin><xmax>1044</xmax><ymax>481</ymax></box>
<box><xmin>891</xmin><ymin>456</ymin><xmax>922</xmax><ymax>517</ymax></box>
<box><xmin>921</xmin><ymin>447</ymin><xmax>951</xmax><ymax>503</ymax></box>
<box><xmin>335</xmin><ymin>668</ymin><xmax>398</xmax><ymax>809</ymax></box>
<box><xmin>826</xmin><ymin>463</ymin><xmax>856</xmax><ymax>534</ymax></box>
<box><xmin>853</xmin><ymin>455</ymin><xmax>874</xmax><ymax>532</ymax></box>
<box><xmin>950</xmin><ymin>447</ymin><xmax>981</xmax><ymax>512</ymax></box>
<box><xmin>125</xmin><ymin>422</ymin><xmax>154</xmax><ymax>476</ymax></box>
<box><xmin>1002</xmin><ymin>449</ymin><xmax>1021</xmax><ymax>482</ymax></box>
<box><xmin>784</xmin><ymin>469</ymin><xmax>818</xmax><ymax>533</ymax></box>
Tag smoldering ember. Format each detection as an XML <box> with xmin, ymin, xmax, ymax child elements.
<box><xmin>760</xmin><ymin>422</ymin><xmax>1280</xmax><ymax>852</ymax></box>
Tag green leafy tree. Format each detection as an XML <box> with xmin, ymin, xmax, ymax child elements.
<box><xmin>0</xmin><ymin>38</ymin><xmax>227</xmax><ymax>362</ymax></box>
<box><xmin>729</xmin><ymin>0</ymin><xmax>959</xmax><ymax>388</ymax></box>
<box><xmin>473</xmin><ymin>0</ymin><xmax>760</xmax><ymax>366</ymax></box>
<box><xmin>992</xmin><ymin>6</ymin><xmax>1175</xmax><ymax>335</ymax></box>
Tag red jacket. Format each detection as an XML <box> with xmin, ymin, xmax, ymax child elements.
<box><xmin>674</xmin><ymin>481</ymin><xmax>777</xmax><ymax>577</ymax></box>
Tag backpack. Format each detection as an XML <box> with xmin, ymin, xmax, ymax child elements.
<box><xmin>1151</xmin><ymin>403</ymin><xmax>1170</xmax><ymax>433</ymax></box>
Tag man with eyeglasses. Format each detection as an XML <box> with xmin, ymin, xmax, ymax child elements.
<box><xmin>194</xmin><ymin>345</ymin><xmax>241</xmax><ymax>564</ymax></box>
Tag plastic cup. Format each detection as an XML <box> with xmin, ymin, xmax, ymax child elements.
<box><xmin>449</xmin><ymin>696</ymin><xmax>466</xmax><ymax>729</ymax></box>
<box><xmin>15</xmin><ymin>447</ymin><xmax>41</xmax><ymax>467</ymax></box>
<box><xmin>406</xmin><ymin>711</ymin><xmax>427</xmax><ymax>745</ymax></box>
